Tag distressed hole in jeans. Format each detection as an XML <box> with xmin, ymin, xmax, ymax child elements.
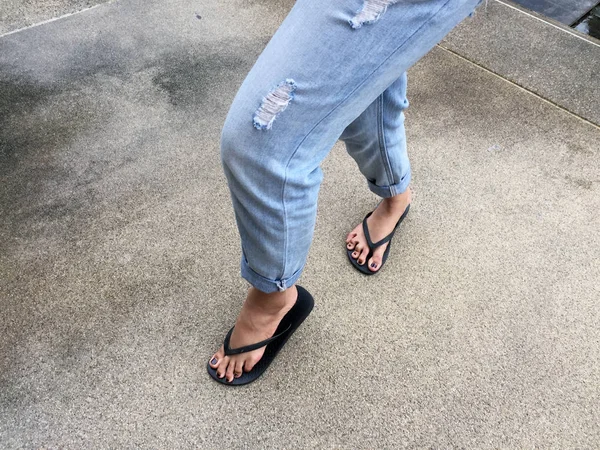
<box><xmin>349</xmin><ymin>0</ymin><xmax>397</xmax><ymax>29</ymax></box>
<box><xmin>253</xmin><ymin>78</ymin><xmax>297</xmax><ymax>130</ymax></box>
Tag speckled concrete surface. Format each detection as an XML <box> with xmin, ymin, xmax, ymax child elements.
<box><xmin>441</xmin><ymin>0</ymin><xmax>600</xmax><ymax>126</ymax></box>
<box><xmin>0</xmin><ymin>0</ymin><xmax>112</xmax><ymax>35</ymax></box>
<box><xmin>1</xmin><ymin>0</ymin><xmax>599</xmax><ymax>448</ymax></box>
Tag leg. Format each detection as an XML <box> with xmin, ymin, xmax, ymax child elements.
<box><xmin>211</xmin><ymin>0</ymin><xmax>485</xmax><ymax>381</ymax></box>
<box><xmin>341</xmin><ymin>72</ymin><xmax>413</xmax><ymax>271</ymax></box>
<box><xmin>340</xmin><ymin>71</ymin><xmax>411</xmax><ymax>199</ymax></box>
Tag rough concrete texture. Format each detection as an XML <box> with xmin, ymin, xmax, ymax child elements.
<box><xmin>0</xmin><ymin>0</ymin><xmax>111</xmax><ymax>35</ymax></box>
<box><xmin>1</xmin><ymin>0</ymin><xmax>599</xmax><ymax>448</ymax></box>
<box><xmin>441</xmin><ymin>0</ymin><xmax>600</xmax><ymax>126</ymax></box>
<box><xmin>512</xmin><ymin>0</ymin><xmax>598</xmax><ymax>25</ymax></box>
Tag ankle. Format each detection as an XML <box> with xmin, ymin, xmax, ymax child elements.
<box><xmin>245</xmin><ymin>285</ymin><xmax>297</xmax><ymax>314</ymax></box>
<box><xmin>382</xmin><ymin>189</ymin><xmax>411</xmax><ymax>211</ymax></box>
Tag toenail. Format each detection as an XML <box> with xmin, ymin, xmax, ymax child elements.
<box><xmin>371</xmin><ymin>263</ymin><xmax>377</xmax><ymax>268</ymax></box>
<box><xmin>210</xmin><ymin>357</ymin><xmax>218</xmax><ymax>365</ymax></box>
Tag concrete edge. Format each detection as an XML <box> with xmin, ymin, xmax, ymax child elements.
<box><xmin>434</xmin><ymin>44</ymin><xmax>600</xmax><ymax>131</ymax></box>
<box><xmin>440</xmin><ymin>0</ymin><xmax>600</xmax><ymax>126</ymax></box>
<box><xmin>0</xmin><ymin>1</ymin><xmax>116</xmax><ymax>39</ymax></box>
<box><xmin>494</xmin><ymin>0</ymin><xmax>600</xmax><ymax>46</ymax></box>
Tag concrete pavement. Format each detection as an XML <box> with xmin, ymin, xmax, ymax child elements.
<box><xmin>0</xmin><ymin>0</ymin><xmax>112</xmax><ymax>35</ymax></box>
<box><xmin>1</xmin><ymin>0</ymin><xmax>599</xmax><ymax>447</ymax></box>
<box><xmin>440</xmin><ymin>0</ymin><xmax>600</xmax><ymax>125</ymax></box>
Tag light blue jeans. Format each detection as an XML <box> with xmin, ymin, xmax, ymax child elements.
<box><xmin>220</xmin><ymin>0</ymin><xmax>483</xmax><ymax>293</ymax></box>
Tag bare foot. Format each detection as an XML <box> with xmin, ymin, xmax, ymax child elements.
<box><xmin>208</xmin><ymin>285</ymin><xmax>297</xmax><ymax>382</ymax></box>
<box><xmin>346</xmin><ymin>189</ymin><xmax>411</xmax><ymax>272</ymax></box>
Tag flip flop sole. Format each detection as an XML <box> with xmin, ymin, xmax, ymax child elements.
<box><xmin>207</xmin><ymin>285</ymin><xmax>314</xmax><ymax>386</ymax></box>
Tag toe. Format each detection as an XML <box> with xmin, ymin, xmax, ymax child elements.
<box><xmin>234</xmin><ymin>360</ymin><xmax>244</xmax><ymax>379</ymax></box>
<box><xmin>351</xmin><ymin>243</ymin><xmax>363</xmax><ymax>260</ymax></box>
<box><xmin>209</xmin><ymin>346</ymin><xmax>225</xmax><ymax>368</ymax></box>
<box><xmin>368</xmin><ymin>246</ymin><xmax>386</xmax><ymax>272</ymax></box>
<box><xmin>346</xmin><ymin>234</ymin><xmax>358</xmax><ymax>250</ymax></box>
<box><xmin>357</xmin><ymin>246</ymin><xmax>370</xmax><ymax>265</ymax></box>
<box><xmin>368</xmin><ymin>254</ymin><xmax>383</xmax><ymax>272</ymax></box>
<box><xmin>225</xmin><ymin>359</ymin><xmax>236</xmax><ymax>382</ymax></box>
<box><xmin>216</xmin><ymin>356</ymin><xmax>230</xmax><ymax>378</ymax></box>
<box><xmin>244</xmin><ymin>354</ymin><xmax>261</xmax><ymax>373</ymax></box>
<box><xmin>346</xmin><ymin>231</ymin><xmax>357</xmax><ymax>243</ymax></box>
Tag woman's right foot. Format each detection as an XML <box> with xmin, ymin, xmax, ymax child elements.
<box><xmin>346</xmin><ymin>188</ymin><xmax>411</xmax><ymax>272</ymax></box>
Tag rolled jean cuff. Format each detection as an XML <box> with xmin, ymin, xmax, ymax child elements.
<box><xmin>240</xmin><ymin>256</ymin><xmax>305</xmax><ymax>294</ymax></box>
<box><xmin>367</xmin><ymin>169</ymin><xmax>411</xmax><ymax>198</ymax></box>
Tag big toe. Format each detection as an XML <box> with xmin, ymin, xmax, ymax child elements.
<box><xmin>209</xmin><ymin>346</ymin><xmax>225</xmax><ymax>369</ymax></box>
<box><xmin>368</xmin><ymin>249</ymin><xmax>385</xmax><ymax>272</ymax></box>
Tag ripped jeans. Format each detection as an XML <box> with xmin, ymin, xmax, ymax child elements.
<box><xmin>220</xmin><ymin>0</ymin><xmax>483</xmax><ymax>293</ymax></box>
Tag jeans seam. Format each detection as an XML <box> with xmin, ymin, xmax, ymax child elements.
<box><xmin>376</xmin><ymin>93</ymin><xmax>396</xmax><ymax>190</ymax></box>
<box><xmin>280</xmin><ymin>160</ymin><xmax>289</xmax><ymax>282</ymax></box>
<box><xmin>279</xmin><ymin>0</ymin><xmax>455</xmax><ymax>280</ymax></box>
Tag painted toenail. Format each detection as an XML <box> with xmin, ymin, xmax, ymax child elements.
<box><xmin>210</xmin><ymin>357</ymin><xmax>218</xmax><ymax>365</ymax></box>
<box><xmin>371</xmin><ymin>263</ymin><xmax>377</xmax><ymax>268</ymax></box>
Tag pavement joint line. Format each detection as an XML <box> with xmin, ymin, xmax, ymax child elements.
<box><xmin>436</xmin><ymin>43</ymin><xmax>600</xmax><ymax>131</ymax></box>
<box><xmin>494</xmin><ymin>0</ymin><xmax>600</xmax><ymax>48</ymax></box>
<box><xmin>0</xmin><ymin>0</ymin><xmax>596</xmax><ymax>130</ymax></box>
<box><xmin>0</xmin><ymin>2</ymin><xmax>113</xmax><ymax>39</ymax></box>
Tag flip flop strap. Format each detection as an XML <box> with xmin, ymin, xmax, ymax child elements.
<box><xmin>362</xmin><ymin>211</ymin><xmax>397</xmax><ymax>250</ymax></box>
<box><xmin>223</xmin><ymin>323</ymin><xmax>292</xmax><ymax>356</ymax></box>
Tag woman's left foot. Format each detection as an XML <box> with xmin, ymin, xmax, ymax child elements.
<box><xmin>208</xmin><ymin>285</ymin><xmax>297</xmax><ymax>383</ymax></box>
<box><xmin>346</xmin><ymin>189</ymin><xmax>411</xmax><ymax>272</ymax></box>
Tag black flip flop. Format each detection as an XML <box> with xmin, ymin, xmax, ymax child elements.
<box><xmin>207</xmin><ymin>285</ymin><xmax>314</xmax><ymax>386</ymax></box>
<box><xmin>347</xmin><ymin>204</ymin><xmax>410</xmax><ymax>275</ymax></box>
